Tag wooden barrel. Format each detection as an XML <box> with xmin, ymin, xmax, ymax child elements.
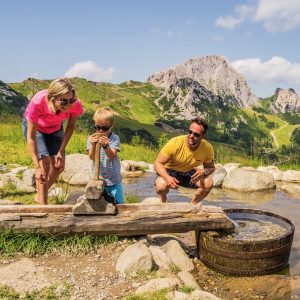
<box><xmin>198</xmin><ymin>208</ymin><xmax>294</xmax><ymax>276</ymax></box>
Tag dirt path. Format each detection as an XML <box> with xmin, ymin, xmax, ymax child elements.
<box><xmin>270</xmin><ymin>121</ymin><xmax>288</xmax><ymax>149</ymax></box>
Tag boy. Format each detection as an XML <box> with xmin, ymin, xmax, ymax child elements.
<box><xmin>87</xmin><ymin>107</ymin><xmax>124</xmax><ymax>204</ymax></box>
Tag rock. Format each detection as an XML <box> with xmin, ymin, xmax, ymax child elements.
<box><xmin>162</xmin><ymin>240</ymin><xmax>194</xmax><ymax>272</ymax></box>
<box><xmin>241</xmin><ymin>166</ymin><xmax>256</xmax><ymax>171</ymax></box>
<box><xmin>223</xmin><ymin>163</ymin><xmax>240</xmax><ymax>174</ymax></box>
<box><xmin>147</xmin><ymin>164</ymin><xmax>155</xmax><ymax>173</ymax></box>
<box><xmin>135</xmin><ymin>161</ymin><xmax>150</xmax><ymax>170</ymax></box>
<box><xmin>178</xmin><ymin>271</ymin><xmax>200</xmax><ymax>289</ymax></box>
<box><xmin>188</xmin><ymin>290</ymin><xmax>222</xmax><ymax>300</ymax></box>
<box><xmin>136</xmin><ymin>277</ymin><xmax>180</xmax><ymax>294</ymax></box>
<box><xmin>116</xmin><ymin>242</ymin><xmax>154</xmax><ymax>274</ymax></box>
<box><xmin>1</xmin><ymin>173</ymin><xmax>36</xmax><ymax>192</ymax></box>
<box><xmin>149</xmin><ymin>245</ymin><xmax>172</xmax><ymax>271</ymax></box>
<box><xmin>85</xmin><ymin>178</ymin><xmax>105</xmax><ymax>200</ymax></box>
<box><xmin>282</xmin><ymin>170</ymin><xmax>300</xmax><ymax>183</ymax></box>
<box><xmin>222</xmin><ymin>168</ymin><xmax>275</xmax><ymax>191</ymax></box>
<box><xmin>64</xmin><ymin>191</ymin><xmax>85</xmax><ymax>205</ymax></box>
<box><xmin>141</xmin><ymin>197</ymin><xmax>162</xmax><ymax>204</ymax></box>
<box><xmin>48</xmin><ymin>187</ymin><xmax>63</xmax><ymax>198</ymax></box>
<box><xmin>60</xmin><ymin>154</ymin><xmax>91</xmax><ymax>185</ymax></box>
<box><xmin>212</xmin><ymin>166</ymin><xmax>227</xmax><ymax>187</ymax></box>
<box><xmin>9</xmin><ymin>166</ymin><xmax>28</xmax><ymax>174</ymax></box>
<box><xmin>121</xmin><ymin>160</ymin><xmax>148</xmax><ymax>172</ymax></box>
<box><xmin>281</xmin><ymin>184</ymin><xmax>300</xmax><ymax>197</ymax></box>
<box><xmin>22</xmin><ymin>169</ymin><xmax>36</xmax><ymax>186</ymax></box>
<box><xmin>166</xmin><ymin>291</ymin><xmax>189</xmax><ymax>300</ymax></box>
<box><xmin>0</xmin><ymin>164</ymin><xmax>8</xmax><ymax>172</ymax></box>
<box><xmin>257</xmin><ymin>165</ymin><xmax>284</xmax><ymax>181</ymax></box>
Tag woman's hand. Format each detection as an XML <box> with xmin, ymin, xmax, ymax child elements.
<box><xmin>55</xmin><ymin>151</ymin><xmax>65</xmax><ymax>171</ymax></box>
<box><xmin>35</xmin><ymin>167</ymin><xmax>46</xmax><ymax>184</ymax></box>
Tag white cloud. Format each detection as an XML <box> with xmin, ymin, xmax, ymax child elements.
<box><xmin>213</xmin><ymin>34</ymin><xmax>224</xmax><ymax>42</ymax></box>
<box><xmin>254</xmin><ymin>0</ymin><xmax>300</xmax><ymax>32</ymax></box>
<box><xmin>64</xmin><ymin>61</ymin><xmax>116</xmax><ymax>82</ymax></box>
<box><xmin>232</xmin><ymin>56</ymin><xmax>300</xmax><ymax>84</ymax></box>
<box><xmin>215</xmin><ymin>0</ymin><xmax>300</xmax><ymax>32</ymax></box>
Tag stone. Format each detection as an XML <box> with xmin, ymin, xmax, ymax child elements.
<box><xmin>1</xmin><ymin>173</ymin><xmax>35</xmax><ymax>192</ymax></box>
<box><xmin>162</xmin><ymin>240</ymin><xmax>194</xmax><ymax>272</ymax></box>
<box><xmin>0</xmin><ymin>164</ymin><xmax>8</xmax><ymax>172</ymax></box>
<box><xmin>188</xmin><ymin>290</ymin><xmax>222</xmax><ymax>300</ymax></box>
<box><xmin>223</xmin><ymin>168</ymin><xmax>275</xmax><ymax>191</ymax></box>
<box><xmin>281</xmin><ymin>184</ymin><xmax>300</xmax><ymax>197</ymax></box>
<box><xmin>136</xmin><ymin>277</ymin><xmax>180</xmax><ymax>294</ymax></box>
<box><xmin>48</xmin><ymin>187</ymin><xmax>63</xmax><ymax>198</ymax></box>
<box><xmin>212</xmin><ymin>166</ymin><xmax>227</xmax><ymax>187</ymax></box>
<box><xmin>257</xmin><ymin>166</ymin><xmax>284</xmax><ymax>181</ymax></box>
<box><xmin>282</xmin><ymin>170</ymin><xmax>300</xmax><ymax>183</ymax></box>
<box><xmin>72</xmin><ymin>196</ymin><xmax>117</xmax><ymax>215</ymax></box>
<box><xmin>149</xmin><ymin>245</ymin><xmax>172</xmax><ymax>271</ymax></box>
<box><xmin>60</xmin><ymin>154</ymin><xmax>91</xmax><ymax>185</ymax></box>
<box><xmin>178</xmin><ymin>271</ymin><xmax>200</xmax><ymax>289</ymax></box>
<box><xmin>22</xmin><ymin>169</ymin><xmax>36</xmax><ymax>186</ymax></box>
<box><xmin>64</xmin><ymin>191</ymin><xmax>85</xmax><ymax>205</ymax></box>
<box><xmin>85</xmin><ymin>178</ymin><xmax>105</xmax><ymax>200</ymax></box>
<box><xmin>167</xmin><ymin>291</ymin><xmax>189</xmax><ymax>300</ymax></box>
<box><xmin>116</xmin><ymin>242</ymin><xmax>154</xmax><ymax>275</ymax></box>
<box><xmin>135</xmin><ymin>161</ymin><xmax>150</xmax><ymax>170</ymax></box>
<box><xmin>223</xmin><ymin>163</ymin><xmax>240</xmax><ymax>174</ymax></box>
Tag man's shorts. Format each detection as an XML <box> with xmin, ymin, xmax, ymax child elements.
<box><xmin>164</xmin><ymin>169</ymin><xmax>197</xmax><ymax>188</ymax></box>
<box><xmin>22</xmin><ymin>117</ymin><xmax>64</xmax><ymax>159</ymax></box>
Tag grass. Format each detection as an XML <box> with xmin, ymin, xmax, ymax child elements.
<box><xmin>0</xmin><ymin>283</ymin><xmax>71</xmax><ymax>300</ymax></box>
<box><xmin>0</xmin><ymin>230</ymin><xmax>118</xmax><ymax>257</ymax></box>
<box><xmin>273</xmin><ymin>124</ymin><xmax>300</xmax><ymax>147</ymax></box>
<box><xmin>125</xmin><ymin>193</ymin><xmax>141</xmax><ymax>203</ymax></box>
<box><xmin>178</xmin><ymin>285</ymin><xmax>195</xmax><ymax>294</ymax></box>
<box><xmin>124</xmin><ymin>289</ymin><xmax>168</xmax><ymax>300</ymax></box>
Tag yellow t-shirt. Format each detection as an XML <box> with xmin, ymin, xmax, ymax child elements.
<box><xmin>160</xmin><ymin>135</ymin><xmax>214</xmax><ymax>172</ymax></box>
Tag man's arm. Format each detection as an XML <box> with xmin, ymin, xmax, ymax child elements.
<box><xmin>154</xmin><ymin>153</ymin><xmax>179</xmax><ymax>189</ymax></box>
<box><xmin>202</xmin><ymin>161</ymin><xmax>215</xmax><ymax>176</ymax></box>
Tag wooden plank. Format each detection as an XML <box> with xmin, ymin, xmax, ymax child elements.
<box><xmin>0</xmin><ymin>203</ymin><xmax>234</xmax><ymax>236</ymax></box>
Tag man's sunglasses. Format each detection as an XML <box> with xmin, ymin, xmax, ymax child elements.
<box><xmin>94</xmin><ymin>125</ymin><xmax>111</xmax><ymax>131</ymax></box>
<box><xmin>188</xmin><ymin>130</ymin><xmax>201</xmax><ymax>138</ymax></box>
<box><xmin>58</xmin><ymin>91</ymin><xmax>77</xmax><ymax>106</ymax></box>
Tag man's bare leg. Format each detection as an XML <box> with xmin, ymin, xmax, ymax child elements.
<box><xmin>191</xmin><ymin>176</ymin><xmax>213</xmax><ymax>205</ymax></box>
<box><xmin>155</xmin><ymin>177</ymin><xmax>170</xmax><ymax>203</ymax></box>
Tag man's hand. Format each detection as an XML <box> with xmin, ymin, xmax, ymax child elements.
<box><xmin>191</xmin><ymin>168</ymin><xmax>206</xmax><ymax>183</ymax></box>
<box><xmin>165</xmin><ymin>175</ymin><xmax>180</xmax><ymax>189</ymax></box>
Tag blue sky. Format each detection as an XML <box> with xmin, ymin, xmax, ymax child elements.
<box><xmin>1</xmin><ymin>0</ymin><xmax>300</xmax><ymax>97</ymax></box>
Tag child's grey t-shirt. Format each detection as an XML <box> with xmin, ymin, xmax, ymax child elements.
<box><xmin>87</xmin><ymin>132</ymin><xmax>122</xmax><ymax>186</ymax></box>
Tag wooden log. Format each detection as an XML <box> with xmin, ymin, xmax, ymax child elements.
<box><xmin>0</xmin><ymin>203</ymin><xmax>234</xmax><ymax>236</ymax></box>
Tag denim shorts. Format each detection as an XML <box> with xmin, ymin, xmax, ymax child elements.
<box><xmin>22</xmin><ymin>117</ymin><xmax>64</xmax><ymax>159</ymax></box>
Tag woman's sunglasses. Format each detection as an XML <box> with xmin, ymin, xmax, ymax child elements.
<box><xmin>94</xmin><ymin>125</ymin><xmax>111</xmax><ymax>132</ymax></box>
<box><xmin>188</xmin><ymin>130</ymin><xmax>201</xmax><ymax>138</ymax></box>
<box><xmin>58</xmin><ymin>91</ymin><xmax>77</xmax><ymax>106</ymax></box>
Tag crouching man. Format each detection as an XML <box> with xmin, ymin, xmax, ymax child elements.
<box><xmin>154</xmin><ymin>117</ymin><xmax>215</xmax><ymax>205</ymax></box>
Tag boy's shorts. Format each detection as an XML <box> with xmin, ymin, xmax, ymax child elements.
<box><xmin>104</xmin><ymin>181</ymin><xmax>124</xmax><ymax>204</ymax></box>
<box><xmin>158</xmin><ymin>169</ymin><xmax>197</xmax><ymax>188</ymax></box>
<box><xmin>22</xmin><ymin>117</ymin><xmax>64</xmax><ymax>159</ymax></box>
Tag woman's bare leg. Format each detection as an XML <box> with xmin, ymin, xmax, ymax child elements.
<box><xmin>35</xmin><ymin>157</ymin><xmax>51</xmax><ymax>205</ymax></box>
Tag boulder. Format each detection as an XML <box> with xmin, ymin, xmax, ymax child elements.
<box><xmin>188</xmin><ymin>290</ymin><xmax>222</xmax><ymax>300</ymax></box>
<box><xmin>257</xmin><ymin>166</ymin><xmax>284</xmax><ymax>181</ymax></box>
<box><xmin>149</xmin><ymin>245</ymin><xmax>172</xmax><ymax>271</ymax></box>
<box><xmin>281</xmin><ymin>184</ymin><xmax>300</xmax><ymax>197</ymax></box>
<box><xmin>116</xmin><ymin>242</ymin><xmax>154</xmax><ymax>274</ymax></box>
<box><xmin>167</xmin><ymin>291</ymin><xmax>189</xmax><ymax>300</ymax></box>
<box><xmin>223</xmin><ymin>163</ymin><xmax>240</xmax><ymax>174</ymax></box>
<box><xmin>223</xmin><ymin>168</ymin><xmax>275</xmax><ymax>192</ymax></box>
<box><xmin>48</xmin><ymin>187</ymin><xmax>63</xmax><ymax>198</ymax></box>
<box><xmin>60</xmin><ymin>154</ymin><xmax>91</xmax><ymax>185</ymax></box>
<box><xmin>0</xmin><ymin>164</ymin><xmax>8</xmax><ymax>172</ymax></box>
<box><xmin>212</xmin><ymin>166</ymin><xmax>227</xmax><ymax>187</ymax></box>
<box><xmin>282</xmin><ymin>170</ymin><xmax>300</xmax><ymax>183</ymax></box>
<box><xmin>178</xmin><ymin>271</ymin><xmax>200</xmax><ymax>289</ymax></box>
<box><xmin>162</xmin><ymin>240</ymin><xmax>194</xmax><ymax>272</ymax></box>
<box><xmin>141</xmin><ymin>197</ymin><xmax>161</xmax><ymax>204</ymax></box>
<box><xmin>22</xmin><ymin>169</ymin><xmax>36</xmax><ymax>186</ymax></box>
<box><xmin>136</xmin><ymin>277</ymin><xmax>180</xmax><ymax>294</ymax></box>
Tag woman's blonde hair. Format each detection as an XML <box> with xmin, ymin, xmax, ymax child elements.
<box><xmin>93</xmin><ymin>107</ymin><xmax>115</xmax><ymax>124</ymax></box>
<box><xmin>47</xmin><ymin>78</ymin><xmax>75</xmax><ymax>113</ymax></box>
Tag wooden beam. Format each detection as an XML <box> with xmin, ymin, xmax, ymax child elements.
<box><xmin>0</xmin><ymin>203</ymin><xmax>234</xmax><ymax>236</ymax></box>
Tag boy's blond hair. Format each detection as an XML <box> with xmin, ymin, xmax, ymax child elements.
<box><xmin>93</xmin><ymin>107</ymin><xmax>115</xmax><ymax>123</ymax></box>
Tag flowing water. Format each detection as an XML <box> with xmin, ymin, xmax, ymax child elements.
<box><xmin>122</xmin><ymin>172</ymin><xmax>300</xmax><ymax>299</ymax></box>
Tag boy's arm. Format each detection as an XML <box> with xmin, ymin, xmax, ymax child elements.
<box><xmin>99</xmin><ymin>134</ymin><xmax>120</xmax><ymax>162</ymax></box>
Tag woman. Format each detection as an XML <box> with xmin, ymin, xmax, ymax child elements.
<box><xmin>22</xmin><ymin>78</ymin><xmax>84</xmax><ymax>204</ymax></box>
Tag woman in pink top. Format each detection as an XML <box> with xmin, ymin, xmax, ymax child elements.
<box><xmin>22</xmin><ymin>78</ymin><xmax>84</xmax><ymax>204</ymax></box>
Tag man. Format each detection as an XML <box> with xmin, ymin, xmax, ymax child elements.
<box><xmin>154</xmin><ymin>117</ymin><xmax>215</xmax><ymax>204</ymax></box>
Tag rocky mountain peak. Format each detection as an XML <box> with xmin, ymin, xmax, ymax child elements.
<box><xmin>271</xmin><ymin>88</ymin><xmax>300</xmax><ymax>113</ymax></box>
<box><xmin>147</xmin><ymin>55</ymin><xmax>258</xmax><ymax>108</ymax></box>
